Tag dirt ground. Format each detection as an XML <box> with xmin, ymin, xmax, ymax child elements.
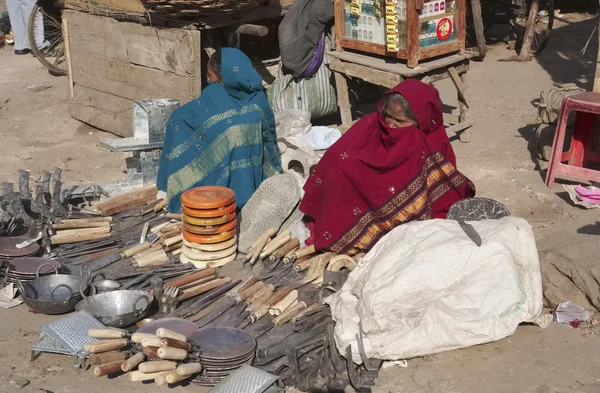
<box><xmin>2</xmin><ymin>9</ymin><xmax>600</xmax><ymax>393</ymax></box>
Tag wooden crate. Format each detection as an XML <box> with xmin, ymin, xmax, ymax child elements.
<box><xmin>63</xmin><ymin>10</ymin><xmax>201</xmax><ymax>137</ymax></box>
<box><xmin>334</xmin><ymin>0</ymin><xmax>466</xmax><ymax>68</ymax></box>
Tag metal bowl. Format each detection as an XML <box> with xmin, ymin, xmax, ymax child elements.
<box><xmin>75</xmin><ymin>290</ymin><xmax>154</xmax><ymax>328</ymax></box>
<box><xmin>17</xmin><ymin>274</ymin><xmax>87</xmax><ymax>315</ymax></box>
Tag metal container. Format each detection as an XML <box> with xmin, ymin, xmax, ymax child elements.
<box><xmin>75</xmin><ymin>290</ymin><xmax>154</xmax><ymax>328</ymax></box>
<box><xmin>16</xmin><ymin>265</ymin><xmax>88</xmax><ymax>315</ymax></box>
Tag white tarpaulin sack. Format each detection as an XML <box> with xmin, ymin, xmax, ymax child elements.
<box><xmin>326</xmin><ymin>217</ymin><xmax>543</xmax><ymax>363</ymax></box>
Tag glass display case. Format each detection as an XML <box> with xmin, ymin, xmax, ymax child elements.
<box><xmin>334</xmin><ymin>0</ymin><xmax>466</xmax><ymax>68</ymax></box>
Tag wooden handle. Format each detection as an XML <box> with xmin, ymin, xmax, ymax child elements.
<box><xmin>94</xmin><ymin>360</ymin><xmax>124</xmax><ymax>377</ymax></box>
<box><xmin>142</xmin><ymin>346</ymin><xmax>160</xmax><ymax>359</ymax></box>
<box><xmin>247</xmin><ymin>284</ymin><xmax>274</xmax><ymax>306</ymax></box>
<box><xmin>121</xmin><ymin>242</ymin><xmax>151</xmax><ymax>258</ymax></box>
<box><xmin>250</xmin><ymin>304</ymin><xmax>270</xmax><ymax>322</ymax></box>
<box><xmin>142</xmin><ymin>336</ymin><xmax>163</xmax><ymax>348</ymax></box>
<box><xmin>266</xmin><ymin>287</ymin><xmax>293</xmax><ymax>307</ymax></box>
<box><xmin>88</xmin><ymin>350</ymin><xmax>127</xmax><ymax>365</ymax></box>
<box><xmin>54</xmin><ymin>226</ymin><xmax>110</xmax><ymax>236</ymax></box>
<box><xmin>270</xmin><ymin>238</ymin><xmax>300</xmax><ymax>261</ymax></box>
<box><xmin>166</xmin><ymin>371</ymin><xmax>189</xmax><ymax>384</ymax></box>
<box><xmin>178</xmin><ymin>276</ymin><xmax>215</xmax><ymax>291</ymax></box>
<box><xmin>134</xmin><ymin>249</ymin><xmax>169</xmax><ymax>267</ymax></box>
<box><xmin>239</xmin><ymin>281</ymin><xmax>265</xmax><ymax>302</ymax></box>
<box><xmin>156</xmin><ymin>328</ymin><xmax>186</xmax><ymax>343</ymax></box>
<box><xmin>260</xmin><ymin>233</ymin><xmax>291</xmax><ymax>259</ymax></box>
<box><xmin>178</xmin><ymin>277</ymin><xmax>231</xmax><ymax>301</ymax></box>
<box><xmin>273</xmin><ymin>301</ymin><xmax>307</xmax><ymax>326</ymax></box>
<box><xmin>164</xmin><ymin>233</ymin><xmax>183</xmax><ymax>247</ymax></box>
<box><xmin>131</xmin><ymin>332</ymin><xmax>157</xmax><ymax>344</ymax></box>
<box><xmin>272</xmin><ymin>290</ymin><xmax>298</xmax><ymax>316</ymax></box>
<box><xmin>227</xmin><ymin>276</ymin><xmax>257</xmax><ymax>298</ymax></box>
<box><xmin>164</xmin><ymin>268</ymin><xmax>216</xmax><ymax>288</ymax></box>
<box><xmin>283</xmin><ymin>247</ymin><xmax>298</xmax><ymax>263</ymax></box>
<box><xmin>85</xmin><ymin>338</ymin><xmax>128</xmax><ymax>354</ymax></box>
<box><xmin>88</xmin><ymin>328</ymin><xmax>126</xmax><ymax>339</ymax></box>
<box><xmin>129</xmin><ymin>370</ymin><xmax>166</xmax><ymax>382</ymax></box>
<box><xmin>138</xmin><ymin>360</ymin><xmax>177</xmax><ymax>373</ymax></box>
<box><xmin>121</xmin><ymin>352</ymin><xmax>145</xmax><ymax>372</ymax></box>
<box><xmin>53</xmin><ymin>221</ymin><xmax>110</xmax><ymax>230</ymax></box>
<box><xmin>51</xmin><ymin>231</ymin><xmax>111</xmax><ymax>245</ymax></box>
<box><xmin>157</xmin><ymin>346</ymin><xmax>188</xmax><ymax>360</ymax></box>
<box><xmin>176</xmin><ymin>363</ymin><xmax>202</xmax><ymax>376</ymax></box>
<box><xmin>151</xmin><ymin>222</ymin><xmax>170</xmax><ymax>234</ymax></box>
<box><xmin>292</xmin><ymin>245</ymin><xmax>316</xmax><ymax>260</ymax></box>
<box><xmin>166</xmin><ymin>213</ymin><xmax>182</xmax><ymax>220</ymax></box>
<box><xmin>153</xmin><ymin>199</ymin><xmax>167</xmax><ymax>212</ymax></box>
<box><xmin>293</xmin><ymin>255</ymin><xmax>312</xmax><ymax>272</ymax></box>
<box><xmin>249</xmin><ymin>228</ymin><xmax>277</xmax><ymax>264</ymax></box>
<box><xmin>159</xmin><ymin>337</ymin><xmax>191</xmax><ymax>351</ymax></box>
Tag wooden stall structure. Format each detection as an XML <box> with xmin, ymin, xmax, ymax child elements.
<box><xmin>63</xmin><ymin>0</ymin><xmax>293</xmax><ymax>137</ymax></box>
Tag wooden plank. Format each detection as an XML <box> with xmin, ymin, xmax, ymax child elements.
<box><xmin>329</xmin><ymin>60</ymin><xmax>402</xmax><ymax>89</ymax></box>
<box><xmin>93</xmin><ymin>184</ymin><xmax>158</xmax><ymax>216</ymax></box>
<box><xmin>64</xmin><ymin>10</ymin><xmax>198</xmax><ymax>78</ymax></box>
<box><xmin>448</xmin><ymin>66</ymin><xmax>469</xmax><ymax>108</ymax></box>
<box><xmin>66</xmin><ymin>0</ymin><xmax>145</xmax><ymax>13</ymax></box>
<box><xmin>62</xmin><ymin>17</ymin><xmax>74</xmax><ymax>99</ymax></box>
<box><xmin>407</xmin><ymin>0</ymin><xmax>419</xmax><ymax>68</ymax></box>
<box><xmin>333</xmin><ymin>72</ymin><xmax>353</xmax><ymax>126</ymax></box>
<box><xmin>69</xmin><ymin>85</ymin><xmax>133</xmax><ymax>137</ymax></box>
<box><xmin>338</xmin><ymin>39</ymin><xmax>387</xmax><ymax>56</ymax></box>
<box><xmin>70</xmin><ymin>50</ymin><xmax>193</xmax><ymax>102</ymax></box>
<box><xmin>327</xmin><ymin>50</ymin><xmax>469</xmax><ymax>77</ymax></box>
<box><xmin>458</xmin><ymin>72</ymin><xmax>471</xmax><ymax>143</ymax></box>
<box><xmin>334</xmin><ymin>0</ymin><xmax>344</xmax><ymax>52</ymax></box>
<box><xmin>417</xmin><ymin>41</ymin><xmax>462</xmax><ymax>63</ymax></box>
<box><xmin>421</xmin><ymin>63</ymin><xmax>469</xmax><ymax>84</ymax></box>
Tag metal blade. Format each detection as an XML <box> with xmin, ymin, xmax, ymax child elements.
<box><xmin>456</xmin><ymin>219</ymin><xmax>482</xmax><ymax>247</ymax></box>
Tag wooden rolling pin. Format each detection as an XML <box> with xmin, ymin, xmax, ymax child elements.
<box><xmin>88</xmin><ymin>328</ymin><xmax>128</xmax><ymax>339</ymax></box>
<box><xmin>85</xmin><ymin>339</ymin><xmax>128</xmax><ymax>354</ymax></box>
<box><xmin>51</xmin><ymin>231</ymin><xmax>111</xmax><ymax>245</ymax></box>
<box><xmin>160</xmin><ymin>337</ymin><xmax>191</xmax><ymax>351</ymax></box>
<box><xmin>121</xmin><ymin>352</ymin><xmax>145</xmax><ymax>372</ymax></box>
<box><xmin>165</xmin><ymin>268</ymin><xmax>216</xmax><ymax>289</ymax></box>
<box><xmin>176</xmin><ymin>363</ymin><xmax>202</xmax><ymax>376</ymax></box>
<box><xmin>156</xmin><ymin>328</ymin><xmax>187</xmax><ymax>342</ymax></box>
<box><xmin>131</xmin><ymin>332</ymin><xmax>157</xmax><ymax>344</ymax></box>
<box><xmin>139</xmin><ymin>360</ymin><xmax>177</xmax><ymax>373</ymax></box>
<box><xmin>94</xmin><ymin>360</ymin><xmax>124</xmax><ymax>377</ymax></box>
<box><xmin>270</xmin><ymin>290</ymin><xmax>298</xmax><ymax>316</ymax></box>
<box><xmin>178</xmin><ymin>277</ymin><xmax>231</xmax><ymax>301</ymax></box>
<box><xmin>53</xmin><ymin>221</ymin><xmax>110</xmax><ymax>230</ymax></box>
<box><xmin>88</xmin><ymin>350</ymin><xmax>127</xmax><ymax>366</ymax></box>
<box><xmin>157</xmin><ymin>346</ymin><xmax>188</xmax><ymax>360</ymax></box>
<box><xmin>130</xmin><ymin>370</ymin><xmax>167</xmax><ymax>382</ymax></box>
<box><xmin>260</xmin><ymin>232</ymin><xmax>291</xmax><ymax>259</ymax></box>
<box><xmin>269</xmin><ymin>238</ymin><xmax>300</xmax><ymax>261</ymax></box>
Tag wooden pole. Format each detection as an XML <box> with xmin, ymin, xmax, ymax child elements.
<box><xmin>517</xmin><ymin>0</ymin><xmax>540</xmax><ymax>61</ymax></box>
<box><xmin>594</xmin><ymin>1</ymin><xmax>600</xmax><ymax>92</ymax></box>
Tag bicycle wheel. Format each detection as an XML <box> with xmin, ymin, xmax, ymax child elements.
<box><xmin>530</xmin><ymin>0</ymin><xmax>553</xmax><ymax>53</ymax></box>
<box><xmin>28</xmin><ymin>3</ymin><xmax>67</xmax><ymax>76</ymax></box>
<box><xmin>513</xmin><ymin>0</ymin><xmax>554</xmax><ymax>54</ymax></box>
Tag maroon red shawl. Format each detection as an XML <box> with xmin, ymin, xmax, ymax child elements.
<box><xmin>300</xmin><ymin>79</ymin><xmax>475</xmax><ymax>255</ymax></box>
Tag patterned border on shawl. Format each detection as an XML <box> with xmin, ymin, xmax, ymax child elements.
<box><xmin>167</xmin><ymin>104</ymin><xmax>263</xmax><ymax>161</ymax></box>
<box><xmin>329</xmin><ymin>151</ymin><xmax>471</xmax><ymax>255</ymax></box>
<box><xmin>166</xmin><ymin>122</ymin><xmax>262</xmax><ymax>204</ymax></box>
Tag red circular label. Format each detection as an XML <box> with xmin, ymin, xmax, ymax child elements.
<box><xmin>436</xmin><ymin>17</ymin><xmax>453</xmax><ymax>41</ymax></box>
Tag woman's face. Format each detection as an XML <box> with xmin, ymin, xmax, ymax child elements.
<box><xmin>207</xmin><ymin>64</ymin><xmax>220</xmax><ymax>84</ymax></box>
<box><xmin>384</xmin><ymin>101</ymin><xmax>417</xmax><ymax>128</ymax></box>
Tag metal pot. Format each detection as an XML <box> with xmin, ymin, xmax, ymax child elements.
<box><xmin>16</xmin><ymin>263</ymin><xmax>91</xmax><ymax>315</ymax></box>
<box><xmin>75</xmin><ymin>290</ymin><xmax>154</xmax><ymax>328</ymax></box>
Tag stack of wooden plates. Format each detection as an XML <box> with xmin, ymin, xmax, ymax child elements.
<box><xmin>180</xmin><ymin>186</ymin><xmax>238</xmax><ymax>269</ymax></box>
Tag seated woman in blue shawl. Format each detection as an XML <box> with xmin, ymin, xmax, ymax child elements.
<box><xmin>157</xmin><ymin>48</ymin><xmax>282</xmax><ymax>212</ymax></box>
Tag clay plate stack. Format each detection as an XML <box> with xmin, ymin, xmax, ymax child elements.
<box><xmin>180</xmin><ymin>186</ymin><xmax>238</xmax><ymax>269</ymax></box>
<box><xmin>188</xmin><ymin>327</ymin><xmax>256</xmax><ymax>387</ymax></box>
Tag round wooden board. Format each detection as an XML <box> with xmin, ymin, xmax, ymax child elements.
<box><xmin>182</xmin><ymin>203</ymin><xmax>236</xmax><ymax>219</ymax></box>
<box><xmin>183</xmin><ymin>236</ymin><xmax>238</xmax><ymax>252</ymax></box>
<box><xmin>181</xmin><ymin>186</ymin><xmax>235</xmax><ymax>210</ymax></box>
<box><xmin>183</xmin><ymin>219</ymin><xmax>236</xmax><ymax>235</ymax></box>
<box><xmin>183</xmin><ymin>229</ymin><xmax>236</xmax><ymax>244</ymax></box>
<box><xmin>183</xmin><ymin>211</ymin><xmax>236</xmax><ymax>226</ymax></box>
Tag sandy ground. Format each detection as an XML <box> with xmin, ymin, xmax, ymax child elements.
<box><xmin>1</xmin><ymin>10</ymin><xmax>600</xmax><ymax>393</ymax></box>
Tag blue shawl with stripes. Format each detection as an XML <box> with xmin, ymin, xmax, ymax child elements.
<box><xmin>157</xmin><ymin>48</ymin><xmax>282</xmax><ymax>213</ymax></box>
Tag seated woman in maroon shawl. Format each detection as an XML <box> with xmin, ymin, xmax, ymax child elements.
<box><xmin>300</xmin><ymin>79</ymin><xmax>475</xmax><ymax>255</ymax></box>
